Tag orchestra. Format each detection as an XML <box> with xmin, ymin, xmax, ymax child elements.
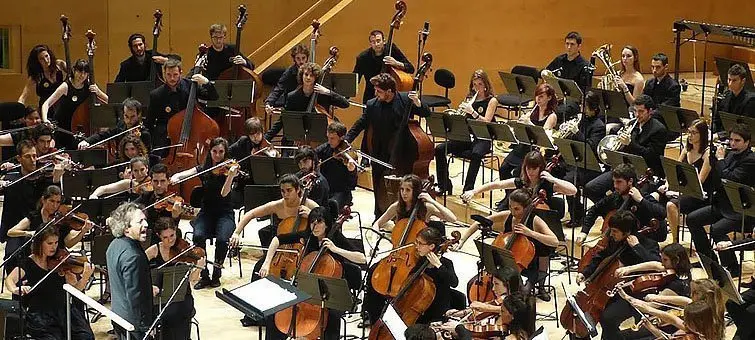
<box><xmin>2</xmin><ymin>5</ymin><xmax>755</xmax><ymax>340</ymax></box>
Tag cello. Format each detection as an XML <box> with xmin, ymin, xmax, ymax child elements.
<box><xmin>381</xmin><ymin>1</ymin><xmax>414</xmax><ymax>92</ymax></box>
<box><xmin>70</xmin><ymin>30</ymin><xmax>100</xmax><ymax>137</ymax></box>
<box><xmin>273</xmin><ymin>206</ymin><xmax>353</xmax><ymax>339</ymax></box>
<box><xmin>369</xmin><ymin>231</ymin><xmax>461</xmax><ymax>340</ymax></box>
<box><xmin>217</xmin><ymin>4</ymin><xmax>262</xmax><ymax>140</ymax></box>
<box><xmin>165</xmin><ymin>45</ymin><xmax>220</xmax><ymax>202</ymax></box>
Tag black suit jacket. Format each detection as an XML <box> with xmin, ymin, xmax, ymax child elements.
<box><xmin>713</xmin><ymin>148</ymin><xmax>755</xmax><ymax>219</ymax></box>
<box><xmin>643</xmin><ymin>75</ymin><xmax>681</xmax><ymax>107</ymax></box>
<box><xmin>265</xmin><ymin>64</ymin><xmax>299</xmax><ymax>107</ymax></box>
<box><xmin>626</xmin><ymin>117</ymin><xmax>668</xmax><ymax>177</ymax></box>
<box><xmin>106</xmin><ymin>237</ymin><xmax>153</xmax><ymax>337</ymax></box>
<box><xmin>582</xmin><ymin>235</ymin><xmax>660</xmax><ymax>279</ymax></box>
<box><xmin>352</xmin><ymin>45</ymin><xmax>414</xmax><ymax>103</ymax></box>
<box><xmin>571</xmin><ymin>114</ymin><xmax>606</xmax><ymax>153</ymax></box>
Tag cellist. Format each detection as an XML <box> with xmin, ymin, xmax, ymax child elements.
<box><xmin>573</xmin><ymin>210</ymin><xmax>660</xmax><ymax>340</ymax></box>
<box><xmin>445</xmin><ymin>266</ymin><xmax>523</xmax><ymax>319</ymax></box>
<box><xmin>457</xmin><ymin>189</ymin><xmax>559</xmax><ymax>301</ymax></box>
<box><xmin>344</xmin><ymin>73</ymin><xmax>430</xmax><ymax>216</ymax></box>
<box><xmin>255</xmin><ymin>206</ymin><xmax>365</xmax><ymax>340</ymax></box>
<box><xmin>371</xmin><ymin>174</ymin><xmax>457</xmax><ymax>234</ymax></box>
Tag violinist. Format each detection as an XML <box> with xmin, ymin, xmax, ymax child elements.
<box><xmin>229</xmin><ymin>117</ymin><xmax>275</xmax><ymax>187</ymax></box>
<box><xmin>575</xmin><ymin>210</ymin><xmax>661</xmax><ymax>339</ymax></box>
<box><xmin>353</xmin><ymin>30</ymin><xmax>414</xmax><ymax>103</ymax></box>
<box><xmin>134</xmin><ymin>164</ymin><xmax>186</xmax><ymax>245</ymax></box>
<box><xmin>459</xmin><ymin>189</ymin><xmax>559</xmax><ymax>301</ymax></box>
<box><xmin>577</xmin><ymin>163</ymin><xmax>667</xmax><ymax>245</ymax></box>
<box><xmin>462</xmin><ymin>151</ymin><xmax>577</xmax><ymax>218</ymax></box>
<box><xmin>18</xmin><ymin>44</ymin><xmax>67</xmax><ymax>109</ymax></box>
<box><xmin>344</xmin><ymin>73</ymin><xmax>430</xmax><ymax>216</ymax></box>
<box><xmin>564</xmin><ymin>91</ymin><xmax>606</xmax><ymax>226</ymax></box>
<box><xmin>4</xmin><ymin>227</ymin><xmax>95</xmax><ymax>340</ymax></box>
<box><xmin>41</xmin><ymin>59</ymin><xmax>109</xmax><ymax>149</ymax></box>
<box><xmin>263</xmin><ymin>62</ymin><xmax>349</xmax><ymax>145</ymax></box>
<box><xmin>439</xmin><ymin>292</ymin><xmax>534</xmax><ymax>340</ymax></box>
<box><xmin>8</xmin><ymin>185</ymin><xmax>93</xmax><ymax>251</ymax></box>
<box><xmin>0</xmin><ymin>105</ymin><xmax>42</xmax><ymax>159</ymax></box>
<box><xmin>144</xmin><ymin>217</ymin><xmax>205</xmax><ymax>340</ymax></box>
<box><xmin>145</xmin><ymin>58</ymin><xmax>219</xmax><ymax>154</ymax></box>
<box><xmin>89</xmin><ymin>156</ymin><xmax>151</xmax><ymax>199</ymax></box>
<box><xmin>316</xmin><ymin>121</ymin><xmax>358</xmax><ymax>208</ymax></box>
<box><xmin>371</xmin><ymin>174</ymin><xmax>457</xmax><ymax>234</ymax></box>
<box><xmin>497</xmin><ymin>83</ymin><xmax>558</xmax><ymax>184</ymax></box>
<box><xmin>583</xmin><ymin>95</ymin><xmax>668</xmax><ymax>205</ymax></box>
<box><xmin>265</xmin><ymin>44</ymin><xmax>309</xmax><ymax>113</ymax></box>
<box><xmin>1</xmin><ymin>141</ymin><xmax>64</xmax><ymax>270</ymax></box>
<box><xmin>116</xmin><ymin>135</ymin><xmax>159</xmax><ymax>175</ymax></box>
<box><xmin>1</xmin><ymin>123</ymin><xmax>55</xmax><ymax>171</ymax></box>
<box><xmin>608</xmin><ymin>243</ymin><xmax>692</xmax><ymax>339</ymax></box>
<box><xmin>620</xmin><ymin>292</ymin><xmax>724</xmax><ymax>340</ymax></box>
<box><xmin>77</xmin><ymin>97</ymin><xmax>153</xmax><ymax>152</ymax></box>
<box><xmin>367</xmin><ymin>226</ymin><xmax>459</xmax><ymax>327</ymax></box>
<box><xmin>687</xmin><ymin>123</ymin><xmax>755</xmax><ymax>278</ymax></box>
<box><xmin>170</xmin><ymin>137</ymin><xmax>238</xmax><ymax>289</ymax></box>
<box><xmin>295</xmin><ymin>145</ymin><xmax>330</xmax><ymax>207</ymax></box>
<box><xmin>254</xmin><ymin>206</ymin><xmax>365</xmax><ymax>339</ymax></box>
<box><xmin>434</xmin><ymin>69</ymin><xmax>499</xmax><ymax>194</ymax></box>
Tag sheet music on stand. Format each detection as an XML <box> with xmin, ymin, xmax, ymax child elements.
<box><xmin>698</xmin><ymin>253</ymin><xmax>744</xmax><ymax>304</ymax></box>
<box><xmin>382</xmin><ymin>304</ymin><xmax>407</xmax><ymax>340</ymax></box>
<box><xmin>216</xmin><ymin>276</ymin><xmax>310</xmax><ymax>321</ymax></box>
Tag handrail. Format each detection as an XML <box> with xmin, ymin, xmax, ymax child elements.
<box><xmin>63</xmin><ymin>283</ymin><xmax>135</xmax><ymax>335</ymax></box>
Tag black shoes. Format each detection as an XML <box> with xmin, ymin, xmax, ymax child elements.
<box><xmin>209</xmin><ymin>277</ymin><xmax>221</xmax><ymax>288</ymax></box>
<box><xmin>536</xmin><ymin>288</ymin><xmax>551</xmax><ymax>302</ymax></box>
<box><xmin>194</xmin><ymin>277</ymin><xmax>211</xmax><ymax>290</ymax></box>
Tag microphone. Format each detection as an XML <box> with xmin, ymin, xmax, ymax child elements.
<box><xmin>421</xmin><ymin>21</ymin><xmax>430</xmax><ymax>44</ymax></box>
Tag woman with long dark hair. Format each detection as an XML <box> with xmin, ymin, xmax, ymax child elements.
<box><xmin>18</xmin><ymin>45</ymin><xmax>67</xmax><ymax>109</ymax></box>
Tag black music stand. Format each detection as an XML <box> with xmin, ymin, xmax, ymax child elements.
<box><xmin>425</xmin><ymin>113</ymin><xmax>446</xmax><ymax>142</ymax></box>
<box><xmin>62</xmin><ymin>168</ymin><xmax>120</xmax><ymax>198</ymax></box>
<box><xmin>248</xmin><ymin>156</ymin><xmax>298</xmax><ymax>185</ymax></box>
<box><xmin>322</xmin><ymin>73</ymin><xmax>359</xmax><ymax>98</ymax></box>
<box><xmin>602</xmin><ymin>149</ymin><xmax>649</xmax><ymax>174</ymax></box>
<box><xmin>508</xmin><ymin>121</ymin><xmax>555</xmax><ymax>150</ymax></box>
<box><xmin>106</xmin><ymin>81</ymin><xmax>154</xmax><ymax>107</ymax></box>
<box><xmin>661</xmin><ymin>158</ymin><xmax>705</xmax><ymax>201</ymax></box>
<box><xmin>468</xmin><ymin>120</ymin><xmax>501</xmax><ymax>208</ymax></box>
<box><xmin>592</xmin><ymin>88</ymin><xmax>631</xmax><ymax>120</ymax></box>
<box><xmin>714</xmin><ymin>57</ymin><xmax>755</xmax><ymax>91</ymax></box>
<box><xmin>243</xmin><ymin>185</ymin><xmax>281</xmax><ymax>213</ymax></box>
<box><xmin>558</xmin><ymin>78</ymin><xmax>585</xmax><ymax>104</ymax></box>
<box><xmin>698</xmin><ymin>253</ymin><xmax>744</xmax><ymax>304</ymax></box>
<box><xmin>281</xmin><ymin>111</ymin><xmax>328</xmax><ymax>144</ymax></box>
<box><xmin>152</xmin><ymin>265</ymin><xmax>191</xmax><ymax>305</ymax></box>
<box><xmin>657</xmin><ymin>105</ymin><xmax>700</xmax><ymax>150</ymax></box>
<box><xmin>216</xmin><ymin>276</ymin><xmax>310</xmax><ymax>326</ymax></box>
<box><xmin>90</xmin><ymin>106</ymin><xmax>119</xmax><ymax>132</ymax></box>
<box><xmin>498</xmin><ymin>71</ymin><xmax>538</xmax><ymax>102</ymax></box>
<box><xmin>475</xmin><ymin>240</ymin><xmax>517</xmax><ymax>274</ymax></box>
<box><xmin>65</xmin><ymin>149</ymin><xmax>109</xmax><ymax>167</ymax></box>
<box><xmin>720</xmin><ymin>111</ymin><xmax>755</xmax><ymax>133</ymax></box>
<box><xmin>552</xmin><ymin>138</ymin><xmax>602</xmax><ymax>174</ymax></box>
<box><xmin>297</xmin><ymin>272</ymin><xmax>354</xmax><ymax>340</ymax></box>
<box><xmin>721</xmin><ymin>179</ymin><xmax>755</xmax><ymax>290</ymax></box>
<box><xmin>207</xmin><ymin>79</ymin><xmax>255</xmax><ymax>107</ymax></box>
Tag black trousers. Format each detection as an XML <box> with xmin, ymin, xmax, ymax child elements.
<box><xmin>330</xmin><ymin>190</ymin><xmax>354</xmax><ymax>210</ymax></box>
<box><xmin>565</xmin><ymin>167</ymin><xmax>602</xmax><ymax>222</ymax></box>
<box><xmin>584</xmin><ymin>171</ymin><xmax>614</xmax><ymax>205</ymax></box>
<box><xmin>434</xmin><ymin>139</ymin><xmax>492</xmax><ymax>192</ymax></box>
<box><xmin>599</xmin><ymin>296</ymin><xmax>641</xmax><ymax>340</ymax></box>
<box><xmin>727</xmin><ymin>288</ymin><xmax>755</xmax><ymax>340</ymax></box>
<box><xmin>687</xmin><ymin>205</ymin><xmax>742</xmax><ymax>271</ymax></box>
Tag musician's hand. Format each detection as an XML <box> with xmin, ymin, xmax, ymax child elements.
<box><xmin>16</xmin><ymin>285</ymin><xmax>32</xmax><ymax>295</ymax></box>
<box><xmin>232</xmin><ymin>55</ymin><xmax>246</xmax><ymax>65</ymax></box>
<box><xmin>26</xmin><ymin>230</ymin><xmax>36</xmax><ymax>238</ymax></box>
<box><xmin>152</xmin><ymin>56</ymin><xmax>169</xmax><ymax>64</ymax></box>
<box><xmin>425</xmin><ymin>252</ymin><xmax>442</xmax><ymax>268</ymax></box>
<box><xmin>614</xmin><ymin>267</ymin><xmax>630</xmax><ymax>278</ymax></box>
<box><xmin>259</xmin><ymin>261</ymin><xmax>271</xmax><ymax>278</ymax></box>
<box><xmin>657</xmin><ymin>183</ymin><xmax>668</xmax><ymax>194</ymax></box>
<box><xmin>614</xmin><ymin>75</ymin><xmax>629</xmax><ymax>92</ymax></box>
<box><xmin>628</xmin><ymin>187</ymin><xmax>643</xmax><ymax>203</ymax></box>
<box><xmin>444</xmin><ymin>309</ymin><xmax>461</xmax><ymax>318</ymax></box>
<box><xmin>298</xmin><ymin>205</ymin><xmax>311</xmax><ymax>218</ymax></box>
<box><xmin>576</xmin><ymin>232</ymin><xmax>587</xmax><ymax>245</ymax></box>
<box><xmin>382</xmin><ymin>56</ymin><xmax>402</xmax><ymax>68</ymax></box>
<box><xmin>459</xmin><ymin>102</ymin><xmax>474</xmax><ymax>114</ymax></box>
<box><xmin>716</xmin><ymin>145</ymin><xmax>726</xmax><ymax>160</ymax></box>
<box><xmin>644</xmin><ymin>294</ymin><xmax>660</xmax><ymax>303</ymax></box>
<box><xmin>626</xmin><ymin>235</ymin><xmax>639</xmax><ymax>247</ymax></box>
<box><xmin>152</xmin><ymin>285</ymin><xmax>161</xmax><ymax>297</ymax></box>
<box><xmin>77</xmin><ymin>141</ymin><xmax>90</xmax><ymax>150</ymax></box>
<box><xmin>0</xmin><ymin>162</ymin><xmax>14</xmax><ymax>171</ymax></box>
<box><xmin>82</xmin><ymin>220</ymin><xmax>94</xmax><ymax>234</ymax></box>
<box><xmin>714</xmin><ymin>241</ymin><xmax>733</xmax><ymax>251</ymax></box>
<box><xmin>418</xmin><ymin>192</ymin><xmax>433</xmax><ymax>203</ymax></box>
<box><xmin>172</xmin><ymin>201</ymin><xmax>184</xmax><ymax>216</ymax></box>
<box><xmin>540</xmin><ymin>170</ymin><xmax>556</xmax><ymax>183</ymax></box>
<box><xmin>190</xmin><ymin>74</ymin><xmax>210</xmax><ymax>86</ymax></box>
<box><xmin>619</xmin><ymin>132</ymin><xmax>631</xmax><ymax>146</ymax></box>
<box><xmin>169</xmin><ymin>174</ymin><xmax>181</xmax><ymax>185</ymax></box>
<box><xmin>197</xmin><ymin>256</ymin><xmax>207</xmax><ymax>269</ymax></box>
<box><xmin>322</xmin><ymin>238</ymin><xmax>336</xmax><ymax>251</ymax></box>
<box><xmin>469</xmin><ymin>301</ymin><xmax>487</xmax><ymax>311</ymax></box>
<box><xmin>229</xmin><ymin>233</ymin><xmax>241</xmax><ymax>248</ymax></box>
<box><xmin>265</xmin><ymin>104</ymin><xmax>275</xmax><ymax>115</ymax></box>
<box><xmin>460</xmin><ymin>190</ymin><xmax>475</xmax><ymax>203</ymax></box>
<box><xmin>88</xmin><ymin>84</ymin><xmax>100</xmax><ymax>94</ymax></box>
<box><xmin>227</xmin><ymin>165</ymin><xmax>239</xmax><ymax>178</ymax></box>
<box><xmin>82</xmin><ymin>263</ymin><xmax>95</xmax><ymax>277</ymax></box>
<box><xmin>513</xmin><ymin>223</ymin><xmax>531</xmax><ymax>237</ymax></box>
<box><xmin>408</xmin><ymin>91</ymin><xmax>421</xmax><ymax>107</ymax></box>
<box><xmin>576</xmin><ymin>273</ymin><xmax>586</xmax><ymax>285</ymax></box>
<box><xmin>313</xmin><ymin>84</ymin><xmax>331</xmax><ymax>95</ymax></box>
<box><xmin>52</xmin><ymin>162</ymin><xmax>65</xmax><ymax>177</ymax></box>
<box><xmin>122</xmin><ymin>168</ymin><xmax>133</xmax><ymax>180</ymax></box>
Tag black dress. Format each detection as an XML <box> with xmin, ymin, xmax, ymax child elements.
<box><xmin>18</xmin><ymin>257</ymin><xmax>94</xmax><ymax>340</ymax></box>
<box><xmin>36</xmin><ymin>69</ymin><xmax>65</xmax><ymax>110</ymax></box>
<box><xmin>53</xmin><ymin>79</ymin><xmax>91</xmax><ymax>149</ymax></box>
<box><xmin>149</xmin><ymin>247</ymin><xmax>195</xmax><ymax>340</ymax></box>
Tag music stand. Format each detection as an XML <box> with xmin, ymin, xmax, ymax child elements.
<box><xmin>243</xmin><ymin>185</ymin><xmax>281</xmax><ymax>213</ymax></box>
<box><xmin>445</xmin><ymin>114</ymin><xmax>472</xmax><ymax>143</ymax></box>
<box><xmin>474</xmin><ymin>239</ymin><xmax>518</xmax><ymax>275</ymax></box>
<box><xmin>297</xmin><ymin>272</ymin><xmax>354</xmax><ymax>339</ymax></box>
<box><xmin>542</xmin><ymin>76</ymin><xmax>566</xmax><ymax>101</ymax></box>
<box><xmin>602</xmin><ymin>149</ymin><xmax>649</xmax><ymax>173</ymax></box>
<box><xmin>281</xmin><ymin>111</ymin><xmax>328</xmax><ymax>144</ymax></box>
<box><xmin>207</xmin><ymin>80</ymin><xmax>255</xmax><ymax>107</ymax></box>
<box><xmin>721</xmin><ymin>179</ymin><xmax>755</xmax><ymax>290</ymax></box>
<box><xmin>720</xmin><ymin>111</ymin><xmax>755</xmax><ymax>133</ymax></box>
<box><xmin>66</xmin><ymin>149</ymin><xmax>109</xmax><ymax>168</ymax></box>
<box><xmin>498</xmin><ymin>71</ymin><xmax>538</xmax><ymax>102</ymax></box>
<box><xmin>558</xmin><ymin>78</ymin><xmax>585</xmax><ymax>104</ymax></box>
<box><xmin>248</xmin><ymin>156</ymin><xmax>298</xmax><ymax>185</ymax></box>
<box><xmin>90</xmin><ymin>106</ymin><xmax>119</xmax><ymax>132</ymax></box>
<box><xmin>553</xmin><ymin>138</ymin><xmax>602</xmax><ymax>173</ymax></box>
<box><xmin>661</xmin><ymin>158</ymin><xmax>705</xmax><ymax>201</ymax></box>
<box><xmin>106</xmin><ymin>81</ymin><xmax>154</xmax><ymax>107</ymax></box>
<box><xmin>425</xmin><ymin>113</ymin><xmax>447</xmax><ymax>141</ymax></box>
<box><xmin>216</xmin><ymin>276</ymin><xmax>310</xmax><ymax>321</ymax></box>
<box><xmin>152</xmin><ymin>265</ymin><xmax>191</xmax><ymax>305</ymax></box>
<box><xmin>322</xmin><ymin>73</ymin><xmax>359</xmax><ymax>98</ymax></box>
<box><xmin>714</xmin><ymin>57</ymin><xmax>755</xmax><ymax>91</ymax></box>
<box><xmin>488</xmin><ymin>122</ymin><xmax>519</xmax><ymax>146</ymax></box>
<box><xmin>698</xmin><ymin>253</ymin><xmax>744</xmax><ymax>304</ymax></box>
<box><xmin>657</xmin><ymin>105</ymin><xmax>700</xmax><ymax>150</ymax></box>
<box><xmin>508</xmin><ymin>122</ymin><xmax>555</xmax><ymax>150</ymax></box>
<box><xmin>592</xmin><ymin>88</ymin><xmax>631</xmax><ymax>120</ymax></box>
<box><xmin>63</xmin><ymin>168</ymin><xmax>120</xmax><ymax>198</ymax></box>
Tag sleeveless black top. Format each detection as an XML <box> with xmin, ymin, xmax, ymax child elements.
<box><xmin>35</xmin><ymin>69</ymin><xmax>65</xmax><ymax>108</ymax></box>
<box><xmin>470</xmin><ymin>96</ymin><xmax>494</xmax><ymax>121</ymax></box>
<box><xmin>687</xmin><ymin>147</ymin><xmax>712</xmax><ymax>192</ymax></box>
<box><xmin>502</xmin><ymin>213</ymin><xmax>552</xmax><ymax>257</ymax></box>
<box><xmin>54</xmin><ymin>79</ymin><xmax>91</xmax><ymax>130</ymax></box>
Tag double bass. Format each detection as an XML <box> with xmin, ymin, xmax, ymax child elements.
<box><xmin>274</xmin><ymin>206</ymin><xmax>352</xmax><ymax>339</ymax></box>
<box><xmin>60</xmin><ymin>15</ymin><xmax>72</xmax><ymax>75</ymax></box>
<box><xmin>166</xmin><ymin>46</ymin><xmax>220</xmax><ymax>201</ymax></box>
<box><xmin>149</xmin><ymin>9</ymin><xmax>163</xmax><ymax>84</ymax></box>
<box><xmin>70</xmin><ymin>30</ymin><xmax>99</xmax><ymax>137</ymax></box>
<box><xmin>217</xmin><ymin>4</ymin><xmax>263</xmax><ymax>140</ymax></box>
<box><xmin>306</xmin><ymin>46</ymin><xmax>340</xmax><ymax>124</ymax></box>
<box><xmin>381</xmin><ymin>1</ymin><xmax>414</xmax><ymax>92</ymax></box>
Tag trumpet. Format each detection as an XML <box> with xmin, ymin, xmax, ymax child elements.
<box><xmin>444</xmin><ymin>90</ymin><xmax>479</xmax><ymax>118</ymax></box>
<box><xmin>592</xmin><ymin>44</ymin><xmax>622</xmax><ymax>91</ymax></box>
<box><xmin>553</xmin><ymin>114</ymin><xmax>581</xmax><ymax>139</ymax></box>
<box><xmin>597</xmin><ymin>117</ymin><xmax>638</xmax><ymax>163</ymax></box>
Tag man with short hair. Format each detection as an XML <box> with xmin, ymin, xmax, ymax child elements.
<box><xmin>145</xmin><ymin>59</ymin><xmax>219</xmax><ymax>153</ymax></box>
<box><xmin>135</xmin><ymin>163</ymin><xmax>186</xmax><ymax>244</ymax></box>
<box><xmin>687</xmin><ymin>123</ymin><xmax>755</xmax><ymax>277</ymax></box>
<box><xmin>713</xmin><ymin>64</ymin><xmax>755</xmax><ymax>136</ymax></box>
<box><xmin>642</xmin><ymin>53</ymin><xmax>681</xmax><ymax>107</ymax></box>
<box><xmin>265</xmin><ymin>44</ymin><xmax>309</xmax><ymax>113</ymax></box>
<box><xmin>295</xmin><ymin>145</ymin><xmax>330</xmax><ymax>207</ymax></box>
<box><xmin>114</xmin><ymin>33</ymin><xmax>169</xmax><ymax>82</ymax></box>
<box><xmin>353</xmin><ymin>30</ymin><xmax>414</xmax><ymax>103</ymax></box>
<box><xmin>0</xmin><ymin>105</ymin><xmax>43</xmax><ymax>160</ymax></box>
<box><xmin>542</xmin><ymin>31</ymin><xmax>592</xmax><ymax>90</ymax></box>
<box><xmin>316</xmin><ymin>121</ymin><xmax>358</xmax><ymax>208</ymax></box>
<box><xmin>78</xmin><ymin>97</ymin><xmax>152</xmax><ymax>151</ymax></box>
<box><xmin>204</xmin><ymin>24</ymin><xmax>254</xmax><ymax>80</ymax></box>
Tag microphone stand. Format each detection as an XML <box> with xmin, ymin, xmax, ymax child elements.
<box><xmin>358</xmin><ymin>226</ymin><xmax>392</xmax><ymax>339</ymax></box>
<box><xmin>283</xmin><ymin>235</ymin><xmax>313</xmax><ymax>339</ymax></box>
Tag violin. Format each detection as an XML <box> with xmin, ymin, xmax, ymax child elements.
<box><xmin>251</xmin><ymin>138</ymin><xmax>278</xmax><ymax>157</ymax></box>
<box><xmin>211</xmin><ymin>160</ymin><xmax>249</xmax><ymax>177</ymax></box>
<box><xmin>133</xmin><ymin>177</ymin><xmax>154</xmax><ymax>195</ymax></box>
<box><xmin>333</xmin><ymin>141</ymin><xmax>359</xmax><ymax>167</ymax></box>
<box><xmin>153</xmin><ymin>195</ymin><xmax>197</xmax><ymax>216</ymax></box>
<box><xmin>55</xmin><ymin>204</ymin><xmax>106</xmax><ymax>231</ymax></box>
<box><xmin>48</xmin><ymin>248</ymin><xmax>100</xmax><ymax>275</ymax></box>
<box><xmin>169</xmin><ymin>238</ymin><xmax>206</xmax><ymax>265</ymax></box>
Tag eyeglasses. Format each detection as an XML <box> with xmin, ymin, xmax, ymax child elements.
<box><xmin>415</xmin><ymin>240</ymin><xmax>430</xmax><ymax>246</ymax></box>
<box><xmin>211</xmin><ymin>35</ymin><xmax>225</xmax><ymax>40</ymax></box>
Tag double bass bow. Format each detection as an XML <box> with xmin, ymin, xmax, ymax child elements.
<box><xmin>382</xmin><ymin>1</ymin><xmax>414</xmax><ymax>92</ymax></box>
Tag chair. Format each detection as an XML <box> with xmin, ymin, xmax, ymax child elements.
<box><xmin>496</xmin><ymin>65</ymin><xmax>541</xmax><ymax>120</ymax></box>
<box><xmin>420</xmin><ymin>68</ymin><xmax>455</xmax><ymax>111</ymax></box>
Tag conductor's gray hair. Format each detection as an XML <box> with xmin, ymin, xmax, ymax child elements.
<box><xmin>107</xmin><ymin>202</ymin><xmax>143</xmax><ymax>238</ymax></box>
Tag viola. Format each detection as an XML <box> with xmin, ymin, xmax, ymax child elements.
<box><xmin>48</xmin><ymin>248</ymin><xmax>104</xmax><ymax>275</ymax></box>
<box><xmin>153</xmin><ymin>195</ymin><xmax>197</xmax><ymax>216</ymax></box>
<box><xmin>251</xmin><ymin>138</ymin><xmax>278</xmax><ymax>157</ymax></box>
<box><xmin>133</xmin><ymin>177</ymin><xmax>154</xmax><ymax>195</ymax></box>
<box><xmin>55</xmin><ymin>204</ymin><xmax>106</xmax><ymax>231</ymax></box>
<box><xmin>211</xmin><ymin>160</ymin><xmax>249</xmax><ymax>177</ymax></box>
